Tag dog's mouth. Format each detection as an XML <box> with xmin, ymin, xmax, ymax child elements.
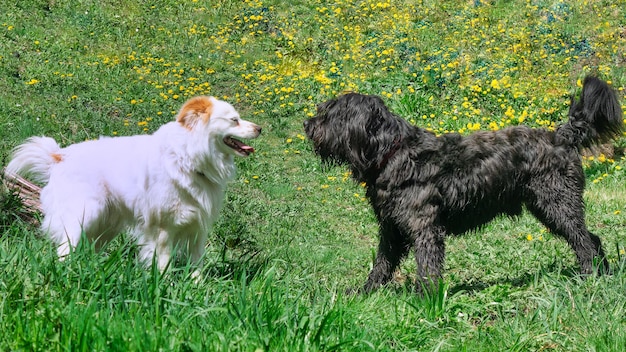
<box><xmin>223</xmin><ymin>136</ymin><xmax>255</xmax><ymax>157</ymax></box>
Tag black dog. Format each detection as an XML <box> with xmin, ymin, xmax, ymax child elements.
<box><xmin>304</xmin><ymin>76</ymin><xmax>623</xmax><ymax>293</ymax></box>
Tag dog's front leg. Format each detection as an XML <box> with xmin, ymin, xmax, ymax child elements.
<box><xmin>138</xmin><ymin>229</ymin><xmax>171</xmax><ymax>273</ymax></box>
<box><xmin>188</xmin><ymin>233</ymin><xmax>207</xmax><ymax>281</ymax></box>
<box><xmin>361</xmin><ymin>222</ymin><xmax>409</xmax><ymax>293</ymax></box>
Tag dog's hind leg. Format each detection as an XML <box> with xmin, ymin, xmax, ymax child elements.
<box><xmin>525</xmin><ymin>180</ymin><xmax>608</xmax><ymax>274</ymax></box>
<box><xmin>361</xmin><ymin>222</ymin><xmax>409</xmax><ymax>293</ymax></box>
<box><xmin>41</xmin><ymin>187</ymin><xmax>110</xmax><ymax>259</ymax></box>
<box><xmin>413</xmin><ymin>225</ymin><xmax>446</xmax><ymax>294</ymax></box>
<box><xmin>42</xmin><ymin>214</ymin><xmax>82</xmax><ymax>259</ymax></box>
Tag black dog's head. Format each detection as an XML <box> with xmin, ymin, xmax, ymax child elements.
<box><xmin>304</xmin><ymin>93</ymin><xmax>413</xmax><ymax>180</ymax></box>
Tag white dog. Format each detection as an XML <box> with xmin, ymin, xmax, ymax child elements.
<box><xmin>6</xmin><ymin>96</ymin><xmax>261</xmax><ymax>273</ymax></box>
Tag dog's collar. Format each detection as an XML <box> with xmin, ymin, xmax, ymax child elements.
<box><xmin>376</xmin><ymin>137</ymin><xmax>402</xmax><ymax>170</ymax></box>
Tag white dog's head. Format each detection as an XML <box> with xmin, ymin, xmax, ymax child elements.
<box><xmin>176</xmin><ymin>96</ymin><xmax>262</xmax><ymax>157</ymax></box>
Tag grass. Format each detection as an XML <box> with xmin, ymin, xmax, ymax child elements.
<box><xmin>1</xmin><ymin>0</ymin><xmax>626</xmax><ymax>350</ymax></box>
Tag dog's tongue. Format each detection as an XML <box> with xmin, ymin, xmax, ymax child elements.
<box><xmin>233</xmin><ymin>138</ymin><xmax>255</xmax><ymax>153</ymax></box>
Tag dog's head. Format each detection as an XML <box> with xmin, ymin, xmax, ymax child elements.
<box><xmin>304</xmin><ymin>93</ymin><xmax>411</xmax><ymax>178</ymax></box>
<box><xmin>176</xmin><ymin>96</ymin><xmax>261</xmax><ymax>157</ymax></box>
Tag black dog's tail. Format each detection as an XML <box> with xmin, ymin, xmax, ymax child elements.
<box><xmin>556</xmin><ymin>76</ymin><xmax>623</xmax><ymax>148</ymax></box>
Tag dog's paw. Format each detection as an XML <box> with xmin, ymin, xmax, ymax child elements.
<box><xmin>345</xmin><ymin>285</ymin><xmax>375</xmax><ymax>295</ymax></box>
<box><xmin>344</xmin><ymin>287</ymin><xmax>362</xmax><ymax>295</ymax></box>
<box><xmin>191</xmin><ymin>269</ymin><xmax>203</xmax><ymax>284</ymax></box>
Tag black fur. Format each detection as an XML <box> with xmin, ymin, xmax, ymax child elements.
<box><xmin>304</xmin><ymin>76</ymin><xmax>623</xmax><ymax>293</ymax></box>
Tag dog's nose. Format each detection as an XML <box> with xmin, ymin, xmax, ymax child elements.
<box><xmin>303</xmin><ymin>120</ymin><xmax>310</xmax><ymax>129</ymax></box>
<box><xmin>255</xmin><ymin>125</ymin><xmax>262</xmax><ymax>134</ymax></box>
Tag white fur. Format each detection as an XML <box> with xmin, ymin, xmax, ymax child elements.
<box><xmin>6</xmin><ymin>96</ymin><xmax>261</xmax><ymax>273</ymax></box>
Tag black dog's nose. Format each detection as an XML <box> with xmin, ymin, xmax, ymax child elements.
<box><xmin>303</xmin><ymin>120</ymin><xmax>310</xmax><ymax>129</ymax></box>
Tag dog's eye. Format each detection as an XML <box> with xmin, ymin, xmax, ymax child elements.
<box><xmin>230</xmin><ymin>117</ymin><xmax>239</xmax><ymax>125</ymax></box>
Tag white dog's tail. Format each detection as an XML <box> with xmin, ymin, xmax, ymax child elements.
<box><xmin>5</xmin><ymin>137</ymin><xmax>62</xmax><ymax>184</ymax></box>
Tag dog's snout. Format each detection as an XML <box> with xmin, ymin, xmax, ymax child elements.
<box><xmin>303</xmin><ymin>119</ymin><xmax>314</xmax><ymax>134</ymax></box>
<box><xmin>255</xmin><ymin>124</ymin><xmax>262</xmax><ymax>135</ymax></box>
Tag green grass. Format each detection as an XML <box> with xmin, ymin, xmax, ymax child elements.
<box><xmin>1</xmin><ymin>0</ymin><xmax>626</xmax><ymax>350</ymax></box>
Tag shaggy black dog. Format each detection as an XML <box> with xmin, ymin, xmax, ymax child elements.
<box><xmin>304</xmin><ymin>76</ymin><xmax>623</xmax><ymax>293</ymax></box>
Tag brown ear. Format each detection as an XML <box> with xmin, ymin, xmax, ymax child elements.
<box><xmin>176</xmin><ymin>96</ymin><xmax>214</xmax><ymax>129</ymax></box>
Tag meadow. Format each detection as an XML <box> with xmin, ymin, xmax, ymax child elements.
<box><xmin>1</xmin><ymin>0</ymin><xmax>626</xmax><ymax>350</ymax></box>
